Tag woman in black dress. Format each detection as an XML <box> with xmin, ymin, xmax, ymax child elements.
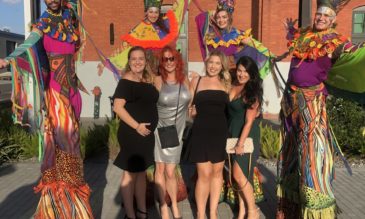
<box><xmin>189</xmin><ymin>50</ymin><xmax>231</xmax><ymax>219</ymax></box>
<box><xmin>113</xmin><ymin>46</ymin><xmax>159</xmax><ymax>219</ymax></box>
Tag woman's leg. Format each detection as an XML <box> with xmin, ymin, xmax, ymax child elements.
<box><xmin>209</xmin><ymin>161</ymin><xmax>224</xmax><ymax>219</ymax></box>
<box><xmin>135</xmin><ymin>171</ymin><xmax>148</xmax><ymax>219</ymax></box>
<box><xmin>237</xmin><ymin>192</ymin><xmax>246</xmax><ymax>219</ymax></box>
<box><xmin>165</xmin><ymin>163</ymin><xmax>181</xmax><ymax>218</ymax></box>
<box><xmin>121</xmin><ymin>171</ymin><xmax>137</xmax><ymax>218</ymax></box>
<box><xmin>155</xmin><ymin>162</ymin><xmax>169</xmax><ymax>219</ymax></box>
<box><xmin>196</xmin><ymin>162</ymin><xmax>213</xmax><ymax>219</ymax></box>
<box><xmin>233</xmin><ymin>161</ymin><xmax>259</xmax><ymax>219</ymax></box>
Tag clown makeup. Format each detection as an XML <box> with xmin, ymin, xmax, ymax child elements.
<box><xmin>146</xmin><ymin>7</ymin><xmax>160</xmax><ymax>23</ymax></box>
<box><xmin>314</xmin><ymin>6</ymin><xmax>336</xmax><ymax>31</ymax></box>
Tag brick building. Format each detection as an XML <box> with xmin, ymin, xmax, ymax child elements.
<box><xmin>75</xmin><ymin>0</ymin><xmax>364</xmax><ymax>118</ymax></box>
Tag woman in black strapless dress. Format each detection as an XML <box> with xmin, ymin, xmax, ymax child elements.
<box><xmin>188</xmin><ymin>50</ymin><xmax>231</xmax><ymax>219</ymax></box>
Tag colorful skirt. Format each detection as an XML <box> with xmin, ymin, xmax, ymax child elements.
<box><xmin>33</xmin><ymin>84</ymin><xmax>93</xmax><ymax>219</ymax></box>
<box><xmin>277</xmin><ymin>83</ymin><xmax>340</xmax><ymax>219</ymax></box>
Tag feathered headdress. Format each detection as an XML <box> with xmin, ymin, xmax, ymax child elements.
<box><xmin>144</xmin><ymin>0</ymin><xmax>163</xmax><ymax>11</ymax></box>
<box><xmin>216</xmin><ymin>0</ymin><xmax>235</xmax><ymax>14</ymax></box>
<box><xmin>317</xmin><ymin>0</ymin><xmax>351</xmax><ymax>14</ymax></box>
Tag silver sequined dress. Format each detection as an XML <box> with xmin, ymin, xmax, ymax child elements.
<box><xmin>154</xmin><ymin>82</ymin><xmax>191</xmax><ymax>163</ymax></box>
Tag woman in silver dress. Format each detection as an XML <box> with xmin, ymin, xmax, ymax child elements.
<box><xmin>154</xmin><ymin>46</ymin><xmax>191</xmax><ymax>219</ymax></box>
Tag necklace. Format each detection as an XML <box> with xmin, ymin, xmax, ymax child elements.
<box><xmin>46</xmin><ymin>9</ymin><xmax>62</xmax><ymax>17</ymax></box>
<box><xmin>133</xmin><ymin>72</ymin><xmax>143</xmax><ymax>82</ymax></box>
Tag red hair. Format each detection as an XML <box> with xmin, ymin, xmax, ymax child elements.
<box><xmin>158</xmin><ymin>46</ymin><xmax>185</xmax><ymax>84</ymax></box>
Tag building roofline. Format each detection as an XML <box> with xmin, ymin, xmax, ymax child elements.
<box><xmin>0</xmin><ymin>30</ymin><xmax>25</xmax><ymax>40</ymax></box>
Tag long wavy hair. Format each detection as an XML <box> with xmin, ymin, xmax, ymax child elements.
<box><xmin>205</xmin><ymin>50</ymin><xmax>231</xmax><ymax>91</ymax></box>
<box><xmin>158</xmin><ymin>46</ymin><xmax>185</xmax><ymax>84</ymax></box>
<box><xmin>235</xmin><ymin>56</ymin><xmax>263</xmax><ymax>109</ymax></box>
<box><xmin>125</xmin><ymin>46</ymin><xmax>153</xmax><ymax>83</ymax></box>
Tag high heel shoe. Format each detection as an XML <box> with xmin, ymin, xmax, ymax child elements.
<box><xmin>136</xmin><ymin>209</ymin><xmax>148</xmax><ymax>219</ymax></box>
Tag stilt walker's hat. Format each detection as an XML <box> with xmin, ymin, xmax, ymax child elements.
<box><xmin>216</xmin><ymin>0</ymin><xmax>235</xmax><ymax>14</ymax></box>
<box><xmin>316</xmin><ymin>0</ymin><xmax>351</xmax><ymax>14</ymax></box>
<box><xmin>144</xmin><ymin>0</ymin><xmax>163</xmax><ymax>11</ymax></box>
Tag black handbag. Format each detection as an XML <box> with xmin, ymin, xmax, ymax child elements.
<box><xmin>157</xmin><ymin>84</ymin><xmax>181</xmax><ymax>149</ymax></box>
<box><xmin>180</xmin><ymin>77</ymin><xmax>201</xmax><ymax>161</ymax></box>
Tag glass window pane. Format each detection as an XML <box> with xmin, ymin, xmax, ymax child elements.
<box><xmin>354</xmin><ymin>13</ymin><xmax>365</xmax><ymax>23</ymax></box>
<box><xmin>354</xmin><ymin>24</ymin><xmax>364</xmax><ymax>34</ymax></box>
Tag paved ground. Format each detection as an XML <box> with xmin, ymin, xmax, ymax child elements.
<box><xmin>0</xmin><ymin>156</ymin><xmax>364</xmax><ymax>219</ymax></box>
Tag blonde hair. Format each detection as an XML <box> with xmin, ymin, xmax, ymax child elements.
<box><xmin>125</xmin><ymin>46</ymin><xmax>154</xmax><ymax>83</ymax></box>
<box><xmin>205</xmin><ymin>50</ymin><xmax>231</xmax><ymax>91</ymax></box>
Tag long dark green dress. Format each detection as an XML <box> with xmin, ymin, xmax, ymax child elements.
<box><xmin>227</xmin><ymin>98</ymin><xmax>264</xmax><ymax>202</ymax></box>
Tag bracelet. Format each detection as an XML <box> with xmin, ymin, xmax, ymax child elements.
<box><xmin>135</xmin><ymin>123</ymin><xmax>140</xmax><ymax>130</ymax></box>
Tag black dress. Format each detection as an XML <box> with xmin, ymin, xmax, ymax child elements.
<box><xmin>113</xmin><ymin>79</ymin><xmax>159</xmax><ymax>172</ymax></box>
<box><xmin>188</xmin><ymin>90</ymin><xmax>229</xmax><ymax>163</ymax></box>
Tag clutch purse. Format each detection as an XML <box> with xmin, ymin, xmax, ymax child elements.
<box><xmin>226</xmin><ymin>137</ymin><xmax>254</xmax><ymax>154</ymax></box>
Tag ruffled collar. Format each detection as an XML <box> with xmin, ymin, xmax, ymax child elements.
<box><xmin>205</xmin><ymin>28</ymin><xmax>252</xmax><ymax>48</ymax></box>
<box><xmin>288</xmin><ymin>27</ymin><xmax>347</xmax><ymax>60</ymax></box>
<box><xmin>34</xmin><ymin>9</ymin><xmax>79</xmax><ymax>43</ymax></box>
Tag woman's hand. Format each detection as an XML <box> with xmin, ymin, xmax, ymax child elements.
<box><xmin>234</xmin><ymin>144</ymin><xmax>245</xmax><ymax>156</ymax></box>
<box><xmin>135</xmin><ymin>123</ymin><xmax>151</xmax><ymax>137</ymax></box>
<box><xmin>0</xmin><ymin>59</ymin><xmax>9</xmax><ymax>69</ymax></box>
<box><xmin>189</xmin><ymin>105</ymin><xmax>197</xmax><ymax>118</ymax></box>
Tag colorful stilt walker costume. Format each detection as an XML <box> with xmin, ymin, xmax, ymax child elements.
<box><xmin>105</xmin><ymin>0</ymin><xmax>190</xmax><ymax>76</ymax></box>
<box><xmin>3</xmin><ymin>1</ymin><xmax>93</xmax><ymax>218</ymax></box>
<box><xmin>195</xmin><ymin>0</ymin><xmax>275</xmax><ymax>79</ymax></box>
<box><xmin>276</xmin><ymin>0</ymin><xmax>365</xmax><ymax>218</ymax></box>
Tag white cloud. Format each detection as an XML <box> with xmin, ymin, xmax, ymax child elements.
<box><xmin>2</xmin><ymin>0</ymin><xmax>21</xmax><ymax>5</ymax></box>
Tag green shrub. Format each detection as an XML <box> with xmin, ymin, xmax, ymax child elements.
<box><xmin>327</xmin><ymin>97</ymin><xmax>365</xmax><ymax>157</ymax></box>
<box><xmin>80</xmin><ymin>123</ymin><xmax>109</xmax><ymax>159</ymax></box>
<box><xmin>106</xmin><ymin>118</ymin><xmax>120</xmax><ymax>160</ymax></box>
<box><xmin>260</xmin><ymin>123</ymin><xmax>281</xmax><ymax>159</ymax></box>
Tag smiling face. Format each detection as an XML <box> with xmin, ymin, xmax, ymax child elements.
<box><xmin>162</xmin><ymin>51</ymin><xmax>177</xmax><ymax>74</ymax></box>
<box><xmin>215</xmin><ymin>10</ymin><xmax>231</xmax><ymax>30</ymax></box>
<box><xmin>44</xmin><ymin>0</ymin><xmax>62</xmax><ymax>13</ymax></box>
<box><xmin>206</xmin><ymin>55</ymin><xmax>223</xmax><ymax>77</ymax></box>
<box><xmin>314</xmin><ymin>6</ymin><xmax>336</xmax><ymax>31</ymax></box>
<box><xmin>129</xmin><ymin>50</ymin><xmax>146</xmax><ymax>74</ymax></box>
<box><xmin>146</xmin><ymin>7</ymin><xmax>160</xmax><ymax>23</ymax></box>
<box><xmin>236</xmin><ymin>64</ymin><xmax>250</xmax><ymax>85</ymax></box>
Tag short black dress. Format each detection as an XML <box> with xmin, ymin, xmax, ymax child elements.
<box><xmin>113</xmin><ymin>79</ymin><xmax>159</xmax><ymax>172</ymax></box>
<box><xmin>188</xmin><ymin>90</ymin><xmax>229</xmax><ymax>163</ymax></box>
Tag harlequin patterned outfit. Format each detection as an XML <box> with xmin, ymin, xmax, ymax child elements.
<box><xmin>276</xmin><ymin>26</ymin><xmax>365</xmax><ymax>219</ymax></box>
<box><xmin>6</xmin><ymin>1</ymin><xmax>93</xmax><ymax>218</ymax></box>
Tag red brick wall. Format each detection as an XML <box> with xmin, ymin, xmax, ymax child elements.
<box><xmin>82</xmin><ymin>0</ymin><xmax>364</xmax><ymax>62</ymax></box>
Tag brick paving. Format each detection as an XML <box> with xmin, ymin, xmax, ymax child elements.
<box><xmin>0</xmin><ymin>158</ymin><xmax>364</xmax><ymax>219</ymax></box>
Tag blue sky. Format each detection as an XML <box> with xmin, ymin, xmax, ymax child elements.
<box><xmin>0</xmin><ymin>0</ymin><xmax>24</xmax><ymax>34</ymax></box>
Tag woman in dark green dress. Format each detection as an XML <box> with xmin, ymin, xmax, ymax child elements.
<box><xmin>228</xmin><ymin>56</ymin><xmax>263</xmax><ymax>219</ymax></box>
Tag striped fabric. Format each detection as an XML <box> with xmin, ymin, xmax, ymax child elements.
<box><xmin>277</xmin><ymin>83</ymin><xmax>342</xmax><ymax>219</ymax></box>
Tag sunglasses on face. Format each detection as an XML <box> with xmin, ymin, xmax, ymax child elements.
<box><xmin>163</xmin><ymin>57</ymin><xmax>175</xmax><ymax>62</ymax></box>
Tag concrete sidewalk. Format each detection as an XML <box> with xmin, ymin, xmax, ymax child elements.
<box><xmin>0</xmin><ymin>157</ymin><xmax>364</xmax><ymax>219</ymax></box>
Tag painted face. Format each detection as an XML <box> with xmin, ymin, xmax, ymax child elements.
<box><xmin>206</xmin><ymin>55</ymin><xmax>223</xmax><ymax>77</ymax></box>
<box><xmin>215</xmin><ymin>10</ymin><xmax>230</xmax><ymax>30</ymax></box>
<box><xmin>44</xmin><ymin>0</ymin><xmax>62</xmax><ymax>12</ymax></box>
<box><xmin>236</xmin><ymin>64</ymin><xmax>250</xmax><ymax>85</ymax></box>
<box><xmin>162</xmin><ymin>51</ymin><xmax>177</xmax><ymax>74</ymax></box>
<box><xmin>146</xmin><ymin>7</ymin><xmax>160</xmax><ymax>23</ymax></box>
<box><xmin>129</xmin><ymin>50</ymin><xmax>146</xmax><ymax>74</ymax></box>
<box><xmin>314</xmin><ymin>6</ymin><xmax>336</xmax><ymax>31</ymax></box>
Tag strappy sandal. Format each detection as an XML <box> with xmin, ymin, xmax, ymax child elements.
<box><xmin>136</xmin><ymin>209</ymin><xmax>148</xmax><ymax>219</ymax></box>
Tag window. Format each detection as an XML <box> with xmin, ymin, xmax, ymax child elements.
<box><xmin>352</xmin><ymin>6</ymin><xmax>365</xmax><ymax>43</ymax></box>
